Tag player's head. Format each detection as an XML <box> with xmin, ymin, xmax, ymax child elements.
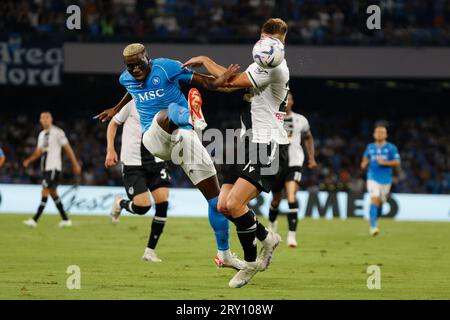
<box><xmin>123</xmin><ymin>43</ymin><xmax>151</xmax><ymax>81</ymax></box>
<box><xmin>40</xmin><ymin>111</ymin><xmax>53</xmax><ymax>129</ymax></box>
<box><xmin>260</xmin><ymin>18</ymin><xmax>288</xmax><ymax>44</ymax></box>
<box><xmin>286</xmin><ymin>92</ymin><xmax>294</xmax><ymax>114</ymax></box>
<box><xmin>373</xmin><ymin>125</ymin><xmax>388</xmax><ymax>143</ymax></box>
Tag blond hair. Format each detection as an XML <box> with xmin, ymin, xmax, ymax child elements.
<box><xmin>261</xmin><ymin>18</ymin><xmax>288</xmax><ymax>36</ymax></box>
<box><xmin>123</xmin><ymin>43</ymin><xmax>146</xmax><ymax>57</ymax></box>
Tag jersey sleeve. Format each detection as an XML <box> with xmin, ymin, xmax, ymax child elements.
<box><xmin>58</xmin><ymin>129</ymin><xmax>69</xmax><ymax>146</ymax></box>
<box><xmin>300</xmin><ymin>116</ymin><xmax>311</xmax><ymax>133</ymax></box>
<box><xmin>390</xmin><ymin>144</ymin><xmax>401</xmax><ymax>161</ymax></box>
<box><xmin>113</xmin><ymin>101</ymin><xmax>132</xmax><ymax>125</ymax></box>
<box><xmin>37</xmin><ymin>132</ymin><xmax>45</xmax><ymax>149</ymax></box>
<box><xmin>363</xmin><ymin>145</ymin><xmax>370</xmax><ymax>158</ymax></box>
<box><xmin>163</xmin><ymin>59</ymin><xmax>193</xmax><ymax>84</ymax></box>
<box><xmin>245</xmin><ymin>63</ymin><xmax>272</xmax><ymax>88</ymax></box>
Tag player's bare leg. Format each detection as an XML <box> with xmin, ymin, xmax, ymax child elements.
<box><xmin>225</xmin><ymin>178</ymin><xmax>281</xmax><ymax>288</ymax></box>
<box><xmin>370</xmin><ymin>196</ymin><xmax>382</xmax><ymax>236</ymax></box>
<box><xmin>142</xmin><ymin>187</ymin><xmax>169</xmax><ymax>263</ymax></box>
<box><xmin>285</xmin><ymin>180</ymin><xmax>299</xmax><ymax>247</ymax></box>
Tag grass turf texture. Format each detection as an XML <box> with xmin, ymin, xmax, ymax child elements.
<box><xmin>0</xmin><ymin>214</ymin><xmax>449</xmax><ymax>300</ymax></box>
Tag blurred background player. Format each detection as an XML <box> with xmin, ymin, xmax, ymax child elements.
<box><xmin>105</xmin><ymin>99</ymin><xmax>171</xmax><ymax>263</ymax></box>
<box><xmin>0</xmin><ymin>147</ymin><xmax>5</xmax><ymax>170</ymax></box>
<box><xmin>22</xmin><ymin>112</ymin><xmax>81</xmax><ymax>228</ymax></box>
<box><xmin>361</xmin><ymin>125</ymin><xmax>401</xmax><ymax>236</ymax></box>
<box><xmin>95</xmin><ymin>43</ymin><xmax>245</xmax><ymax>270</ymax></box>
<box><xmin>268</xmin><ymin>92</ymin><xmax>317</xmax><ymax>248</ymax></box>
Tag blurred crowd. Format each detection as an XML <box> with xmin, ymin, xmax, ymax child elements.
<box><xmin>1</xmin><ymin>0</ymin><xmax>450</xmax><ymax>45</ymax></box>
<box><xmin>300</xmin><ymin>114</ymin><xmax>449</xmax><ymax>194</ymax></box>
<box><xmin>0</xmin><ymin>112</ymin><xmax>448</xmax><ymax>194</ymax></box>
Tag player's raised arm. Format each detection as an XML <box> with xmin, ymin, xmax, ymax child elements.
<box><xmin>191</xmin><ymin>64</ymin><xmax>241</xmax><ymax>91</ymax></box>
<box><xmin>94</xmin><ymin>91</ymin><xmax>132</xmax><ymax>122</ymax></box>
<box><xmin>185</xmin><ymin>56</ymin><xmax>253</xmax><ymax>90</ymax></box>
<box><xmin>183</xmin><ymin>56</ymin><xmax>228</xmax><ymax>78</ymax></box>
<box><xmin>302</xmin><ymin>131</ymin><xmax>317</xmax><ymax>169</ymax></box>
<box><xmin>105</xmin><ymin>119</ymin><xmax>120</xmax><ymax>168</ymax></box>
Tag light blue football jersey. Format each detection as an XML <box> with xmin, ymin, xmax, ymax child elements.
<box><xmin>363</xmin><ymin>142</ymin><xmax>400</xmax><ymax>184</ymax></box>
<box><xmin>119</xmin><ymin>58</ymin><xmax>193</xmax><ymax>131</ymax></box>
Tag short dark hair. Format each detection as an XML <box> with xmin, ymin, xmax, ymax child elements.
<box><xmin>261</xmin><ymin>18</ymin><xmax>288</xmax><ymax>36</ymax></box>
<box><xmin>374</xmin><ymin>120</ymin><xmax>389</xmax><ymax>130</ymax></box>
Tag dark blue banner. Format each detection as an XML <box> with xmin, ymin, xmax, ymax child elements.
<box><xmin>0</xmin><ymin>38</ymin><xmax>63</xmax><ymax>86</ymax></box>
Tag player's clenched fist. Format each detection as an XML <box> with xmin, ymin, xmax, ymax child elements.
<box><xmin>105</xmin><ymin>150</ymin><xmax>119</xmax><ymax>168</ymax></box>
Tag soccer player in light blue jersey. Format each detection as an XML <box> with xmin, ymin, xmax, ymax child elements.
<box><xmin>361</xmin><ymin>125</ymin><xmax>401</xmax><ymax>236</ymax></box>
<box><xmin>95</xmin><ymin>43</ymin><xmax>245</xmax><ymax>270</ymax></box>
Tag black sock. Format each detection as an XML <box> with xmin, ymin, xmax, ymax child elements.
<box><xmin>119</xmin><ymin>199</ymin><xmax>150</xmax><ymax>215</ymax></box>
<box><xmin>247</xmin><ymin>209</ymin><xmax>268</xmax><ymax>241</ymax></box>
<box><xmin>33</xmin><ymin>197</ymin><xmax>48</xmax><ymax>221</ymax></box>
<box><xmin>268</xmin><ymin>205</ymin><xmax>279</xmax><ymax>223</ymax></box>
<box><xmin>53</xmin><ymin>196</ymin><xmax>68</xmax><ymax>221</ymax></box>
<box><xmin>148</xmin><ymin>202</ymin><xmax>168</xmax><ymax>249</ymax></box>
<box><xmin>287</xmin><ymin>201</ymin><xmax>298</xmax><ymax>232</ymax></box>
<box><xmin>233</xmin><ymin>211</ymin><xmax>257</xmax><ymax>262</ymax></box>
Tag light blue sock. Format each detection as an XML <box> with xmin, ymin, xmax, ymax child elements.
<box><xmin>207</xmin><ymin>196</ymin><xmax>229</xmax><ymax>251</ymax></box>
<box><xmin>369</xmin><ymin>204</ymin><xmax>379</xmax><ymax>228</ymax></box>
<box><xmin>168</xmin><ymin>103</ymin><xmax>192</xmax><ymax>129</ymax></box>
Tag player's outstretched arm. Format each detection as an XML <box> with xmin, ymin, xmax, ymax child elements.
<box><xmin>23</xmin><ymin>148</ymin><xmax>43</xmax><ymax>168</ymax></box>
<box><xmin>63</xmin><ymin>143</ymin><xmax>82</xmax><ymax>176</ymax></box>
<box><xmin>105</xmin><ymin>120</ymin><xmax>119</xmax><ymax>168</ymax></box>
<box><xmin>184</xmin><ymin>56</ymin><xmax>252</xmax><ymax>90</ymax></box>
<box><xmin>302</xmin><ymin>131</ymin><xmax>317</xmax><ymax>169</ymax></box>
<box><xmin>94</xmin><ymin>92</ymin><xmax>132</xmax><ymax>122</ymax></box>
<box><xmin>191</xmin><ymin>64</ymin><xmax>240</xmax><ymax>91</ymax></box>
<box><xmin>183</xmin><ymin>56</ymin><xmax>227</xmax><ymax>78</ymax></box>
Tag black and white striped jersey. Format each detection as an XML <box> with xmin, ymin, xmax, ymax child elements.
<box><xmin>37</xmin><ymin>126</ymin><xmax>68</xmax><ymax>171</ymax></box>
<box><xmin>113</xmin><ymin>100</ymin><xmax>163</xmax><ymax>166</ymax></box>
<box><xmin>243</xmin><ymin>59</ymin><xmax>290</xmax><ymax>145</ymax></box>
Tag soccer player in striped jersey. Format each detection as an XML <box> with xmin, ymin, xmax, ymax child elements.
<box><xmin>268</xmin><ymin>92</ymin><xmax>317</xmax><ymax>248</ymax></box>
<box><xmin>361</xmin><ymin>125</ymin><xmax>401</xmax><ymax>236</ymax></box>
<box><xmin>105</xmin><ymin>99</ymin><xmax>171</xmax><ymax>262</ymax></box>
<box><xmin>23</xmin><ymin>111</ymin><xmax>81</xmax><ymax>228</ymax></box>
<box><xmin>183</xmin><ymin>18</ymin><xmax>291</xmax><ymax>288</ymax></box>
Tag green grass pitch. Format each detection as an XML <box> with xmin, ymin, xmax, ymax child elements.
<box><xmin>0</xmin><ymin>214</ymin><xmax>449</xmax><ymax>300</ymax></box>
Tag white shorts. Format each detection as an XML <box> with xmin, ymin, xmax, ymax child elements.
<box><xmin>142</xmin><ymin>114</ymin><xmax>217</xmax><ymax>185</ymax></box>
<box><xmin>367</xmin><ymin>180</ymin><xmax>391</xmax><ymax>202</ymax></box>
